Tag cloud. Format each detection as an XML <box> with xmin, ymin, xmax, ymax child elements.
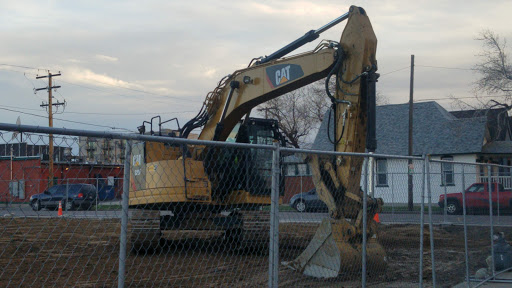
<box><xmin>202</xmin><ymin>66</ymin><xmax>217</xmax><ymax>79</ymax></box>
<box><xmin>62</xmin><ymin>66</ymin><xmax>198</xmax><ymax>100</ymax></box>
<box><xmin>66</xmin><ymin>58</ymin><xmax>82</xmax><ymax>63</ymax></box>
<box><xmin>66</xmin><ymin>67</ymin><xmax>138</xmax><ymax>89</ymax></box>
<box><xmin>247</xmin><ymin>1</ymin><xmax>342</xmax><ymax>17</ymax></box>
<box><xmin>95</xmin><ymin>54</ymin><xmax>119</xmax><ymax>62</ymax></box>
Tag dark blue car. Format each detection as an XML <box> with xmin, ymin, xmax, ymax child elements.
<box><xmin>30</xmin><ymin>184</ymin><xmax>97</xmax><ymax>211</ymax></box>
<box><xmin>289</xmin><ymin>188</ymin><xmax>328</xmax><ymax>212</ymax></box>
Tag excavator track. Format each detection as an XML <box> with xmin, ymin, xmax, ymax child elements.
<box><xmin>128</xmin><ymin>209</ymin><xmax>161</xmax><ymax>253</ymax></box>
<box><xmin>128</xmin><ymin>208</ymin><xmax>271</xmax><ymax>252</ymax></box>
<box><xmin>228</xmin><ymin>210</ymin><xmax>271</xmax><ymax>250</ymax></box>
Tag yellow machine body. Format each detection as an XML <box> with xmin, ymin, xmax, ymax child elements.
<box><xmin>128</xmin><ymin>5</ymin><xmax>386</xmax><ymax>278</ymax></box>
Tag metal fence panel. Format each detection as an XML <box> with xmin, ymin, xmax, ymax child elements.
<box><xmin>428</xmin><ymin>160</ymin><xmax>512</xmax><ymax>287</ymax></box>
<box><xmin>2</xmin><ymin>124</ymin><xmax>512</xmax><ymax>288</ymax></box>
<box><xmin>0</xmin><ymin>132</ymin><xmax>124</xmax><ymax>287</ymax></box>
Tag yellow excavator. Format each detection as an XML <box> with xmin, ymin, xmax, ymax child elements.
<box><xmin>128</xmin><ymin>5</ymin><xmax>385</xmax><ymax>278</ymax></box>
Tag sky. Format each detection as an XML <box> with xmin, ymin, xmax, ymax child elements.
<box><xmin>1</xmin><ymin>0</ymin><xmax>511</xmax><ymax>135</ymax></box>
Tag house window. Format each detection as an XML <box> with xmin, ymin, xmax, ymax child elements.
<box><xmin>286</xmin><ymin>163</ymin><xmax>310</xmax><ymax>176</ymax></box>
<box><xmin>297</xmin><ymin>164</ymin><xmax>310</xmax><ymax>176</ymax></box>
<box><xmin>376</xmin><ymin>159</ymin><xmax>388</xmax><ymax>186</ymax></box>
<box><xmin>286</xmin><ymin>164</ymin><xmax>297</xmax><ymax>176</ymax></box>
<box><xmin>441</xmin><ymin>156</ymin><xmax>454</xmax><ymax>186</ymax></box>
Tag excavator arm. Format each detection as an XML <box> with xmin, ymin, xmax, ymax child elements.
<box><xmin>283</xmin><ymin>6</ymin><xmax>386</xmax><ymax>278</ymax></box>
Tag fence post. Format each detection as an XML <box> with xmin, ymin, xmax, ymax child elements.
<box><xmin>66</xmin><ymin>178</ymin><xmax>69</xmax><ymax>212</ymax></box>
<box><xmin>118</xmin><ymin>140</ymin><xmax>132</xmax><ymax>288</ymax></box>
<box><xmin>96</xmin><ymin>178</ymin><xmax>99</xmax><ymax>212</ymax></box>
<box><xmin>362</xmin><ymin>155</ymin><xmax>369</xmax><ymax>288</ymax></box>
<box><xmin>497</xmin><ymin>175</ymin><xmax>500</xmax><ymax>223</ymax></box>
<box><xmin>391</xmin><ymin>172</ymin><xmax>395</xmax><ymax>216</ymax></box>
<box><xmin>426</xmin><ymin>155</ymin><xmax>437</xmax><ymax>287</ymax></box>
<box><xmin>369</xmin><ymin>152</ymin><xmax>374</xmax><ymax>198</ymax></box>
<box><xmin>461</xmin><ymin>165</ymin><xmax>470</xmax><ymax>288</ymax></box>
<box><xmin>419</xmin><ymin>156</ymin><xmax>426</xmax><ymax>287</ymax></box>
<box><xmin>269</xmin><ymin>142</ymin><xmax>280</xmax><ymax>288</ymax></box>
<box><xmin>487</xmin><ymin>165</ymin><xmax>495</xmax><ymax>277</ymax></box>
<box><xmin>443</xmin><ymin>171</ymin><xmax>447</xmax><ymax>223</ymax></box>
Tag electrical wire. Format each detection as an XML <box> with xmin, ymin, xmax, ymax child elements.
<box><xmin>0</xmin><ymin>104</ymin><xmax>195</xmax><ymax>116</ymax></box>
<box><xmin>379</xmin><ymin>66</ymin><xmax>410</xmax><ymax>77</ymax></box>
<box><xmin>415</xmin><ymin>94</ymin><xmax>511</xmax><ymax>102</ymax></box>
<box><xmin>0</xmin><ymin>63</ymin><xmax>42</xmax><ymax>70</ymax></box>
<box><xmin>57</xmin><ymin>78</ymin><xmax>197</xmax><ymax>102</ymax></box>
<box><xmin>2</xmin><ymin>65</ymin><xmax>202</xmax><ymax>104</ymax></box>
<box><xmin>416</xmin><ymin>65</ymin><xmax>476</xmax><ymax>71</ymax></box>
<box><xmin>0</xmin><ymin>107</ymin><xmax>135</xmax><ymax>132</ymax></box>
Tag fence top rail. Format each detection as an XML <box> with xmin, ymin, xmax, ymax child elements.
<box><xmin>280</xmin><ymin>147</ymin><xmax>424</xmax><ymax>161</ymax></box>
<box><xmin>3</xmin><ymin>123</ymin><xmax>510</xmax><ymax>168</ymax></box>
<box><xmin>430</xmin><ymin>157</ymin><xmax>512</xmax><ymax>169</ymax></box>
<box><xmin>0</xmin><ymin>123</ymin><xmax>276</xmax><ymax>150</ymax></box>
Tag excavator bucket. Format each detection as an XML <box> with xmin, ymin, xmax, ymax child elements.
<box><xmin>283</xmin><ymin>219</ymin><xmax>387</xmax><ymax>278</ymax></box>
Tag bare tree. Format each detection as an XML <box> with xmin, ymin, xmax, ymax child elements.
<box><xmin>257</xmin><ymin>87</ymin><xmax>322</xmax><ymax>148</ymax></box>
<box><xmin>449</xmin><ymin>30</ymin><xmax>512</xmax><ymax>141</ymax></box>
<box><xmin>376</xmin><ymin>91</ymin><xmax>390</xmax><ymax>106</ymax></box>
<box><xmin>474</xmin><ymin>30</ymin><xmax>512</xmax><ymax>105</ymax></box>
<box><xmin>257</xmin><ymin>78</ymin><xmax>389</xmax><ymax>148</ymax></box>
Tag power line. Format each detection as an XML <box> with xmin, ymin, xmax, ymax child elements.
<box><xmin>0</xmin><ymin>104</ymin><xmax>195</xmax><ymax>116</ymax></box>
<box><xmin>0</xmin><ymin>107</ymin><xmax>135</xmax><ymax>132</ymax></box>
<box><xmin>416</xmin><ymin>65</ymin><xmax>476</xmax><ymax>71</ymax></box>
<box><xmin>379</xmin><ymin>66</ymin><xmax>410</xmax><ymax>77</ymax></box>
<box><xmin>2</xmin><ymin>65</ymin><xmax>201</xmax><ymax>103</ymax></box>
<box><xmin>84</xmin><ymin>78</ymin><xmax>192</xmax><ymax>101</ymax></box>
<box><xmin>0</xmin><ymin>63</ymin><xmax>41</xmax><ymax>70</ymax></box>
<box><xmin>415</xmin><ymin>94</ymin><xmax>510</xmax><ymax>102</ymax></box>
<box><xmin>53</xmin><ymin>78</ymin><xmax>199</xmax><ymax>103</ymax></box>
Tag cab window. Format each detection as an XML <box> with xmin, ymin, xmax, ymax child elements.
<box><xmin>467</xmin><ymin>184</ymin><xmax>484</xmax><ymax>193</ymax></box>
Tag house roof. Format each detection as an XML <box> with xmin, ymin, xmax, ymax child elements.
<box><xmin>451</xmin><ymin>107</ymin><xmax>510</xmax><ymax>141</ymax></box>
<box><xmin>482</xmin><ymin>141</ymin><xmax>512</xmax><ymax>154</ymax></box>
<box><xmin>312</xmin><ymin>101</ymin><xmax>488</xmax><ymax>156</ymax></box>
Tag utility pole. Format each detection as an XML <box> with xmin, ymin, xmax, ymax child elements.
<box><xmin>408</xmin><ymin>55</ymin><xmax>415</xmax><ymax>211</ymax></box>
<box><xmin>36</xmin><ymin>71</ymin><xmax>63</xmax><ymax>188</ymax></box>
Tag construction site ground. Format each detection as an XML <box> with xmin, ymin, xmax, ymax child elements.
<box><xmin>1</xmin><ymin>217</ymin><xmax>510</xmax><ymax>287</ymax></box>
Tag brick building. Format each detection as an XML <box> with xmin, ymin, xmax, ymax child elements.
<box><xmin>0</xmin><ymin>156</ymin><xmax>124</xmax><ymax>203</ymax></box>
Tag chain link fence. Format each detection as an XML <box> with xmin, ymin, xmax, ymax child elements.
<box><xmin>0</xmin><ymin>123</ymin><xmax>511</xmax><ymax>287</ymax></box>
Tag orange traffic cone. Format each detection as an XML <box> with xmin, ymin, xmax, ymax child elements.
<box><xmin>58</xmin><ymin>201</ymin><xmax>63</xmax><ymax>217</ymax></box>
<box><xmin>373</xmin><ymin>213</ymin><xmax>380</xmax><ymax>223</ymax></box>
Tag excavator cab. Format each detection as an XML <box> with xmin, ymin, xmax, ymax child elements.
<box><xmin>208</xmin><ymin>117</ymin><xmax>285</xmax><ymax>200</ymax></box>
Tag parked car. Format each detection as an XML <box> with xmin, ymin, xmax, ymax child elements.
<box><xmin>289</xmin><ymin>188</ymin><xmax>328</xmax><ymax>212</ymax></box>
<box><xmin>30</xmin><ymin>184</ymin><xmax>98</xmax><ymax>211</ymax></box>
<box><xmin>438</xmin><ymin>182</ymin><xmax>512</xmax><ymax>215</ymax></box>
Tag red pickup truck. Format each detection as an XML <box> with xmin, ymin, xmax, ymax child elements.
<box><xmin>439</xmin><ymin>183</ymin><xmax>512</xmax><ymax>215</ymax></box>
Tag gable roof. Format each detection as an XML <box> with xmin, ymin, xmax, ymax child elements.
<box><xmin>313</xmin><ymin>101</ymin><xmax>488</xmax><ymax>156</ymax></box>
<box><xmin>482</xmin><ymin>141</ymin><xmax>512</xmax><ymax>154</ymax></box>
<box><xmin>451</xmin><ymin>107</ymin><xmax>510</xmax><ymax>141</ymax></box>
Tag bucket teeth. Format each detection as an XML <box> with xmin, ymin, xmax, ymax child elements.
<box><xmin>283</xmin><ymin>219</ymin><xmax>386</xmax><ymax>278</ymax></box>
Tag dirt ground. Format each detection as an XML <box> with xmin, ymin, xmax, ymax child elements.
<box><xmin>0</xmin><ymin>217</ymin><xmax>509</xmax><ymax>287</ymax></box>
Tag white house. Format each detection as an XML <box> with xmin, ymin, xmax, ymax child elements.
<box><xmin>312</xmin><ymin>101</ymin><xmax>512</xmax><ymax>205</ymax></box>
